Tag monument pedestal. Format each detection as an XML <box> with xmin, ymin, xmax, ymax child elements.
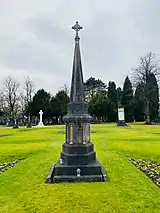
<box><xmin>13</xmin><ymin>124</ymin><xmax>19</xmax><ymax>129</ymax></box>
<box><xmin>27</xmin><ymin>114</ymin><xmax>32</xmax><ymax>128</ymax></box>
<box><xmin>38</xmin><ymin>122</ymin><xmax>44</xmax><ymax>127</ymax></box>
<box><xmin>47</xmin><ymin>143</ymin><xmax>107</xmax><ymax>183</ymax></box>
<box><xmin>117</xmin><ymin>120</ymin><xmax>127</xmax><ymax>126</ymax></box>
<box><xmin>37</xmin><ymin>110</ymin><xmax>44</xmax><ymax>127</ymax></box>
<box><xmin>27</xmin><ymin>123</ymin><xmax>32</xmax><ymax>128</ymax></box>
<box><xmin>47</xmin><ymin>21</ymin><xmax>107</xmax><ymax>184</ymax></box>
<box><xmin>13</xmin><ymin>119</ymin><xmax>19</xmax><ymax>129</ymax></box>
<box><xmin>117</xmin><ymin>108</ymin><xmax>127</xmax><ymax>126</ymax></box>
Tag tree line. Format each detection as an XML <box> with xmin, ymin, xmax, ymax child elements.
<box><xmin>87</xmin><ymin>52</ymin><xmax>159</xmax><ymax>124</ymax></box>
<box><xmin>0</xmin><ymin>52</ymin><xmax>159</xmax><ymax>125</ymax></box>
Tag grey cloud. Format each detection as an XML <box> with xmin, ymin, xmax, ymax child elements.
<box><xmin>0</xmin><ymin>0</ymin><xmax>160</xmax><ymax>93</ymax></box>
<box><xmin>6</xmin><ymin>41</ymin><xmax>65</xmax><ymax>74</ymax></box>
<box><xmin>27</xmin><ymin>18</ymin><xmax>72</xmax><ymax>44</ymax></box>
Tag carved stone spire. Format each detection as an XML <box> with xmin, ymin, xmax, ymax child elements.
<box><xmin>70</xmin><ymin>21</ymin><xmax>85</xmax><ymax>102</ymax></box>
<box><xmin>72</xmin><ymin>21</ymin><xmax>83</xmax><ymax>40</ymax></box>
<box><xmin>46</xmin><ymin>21</ymin><xmax>107</xmax><ymax>184</ymax></box>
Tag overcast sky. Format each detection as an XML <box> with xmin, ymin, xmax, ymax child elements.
<box><xmin>0</xmin><ymin>0</ymin><xmax>160</xmax><ymax>94</ymax></box>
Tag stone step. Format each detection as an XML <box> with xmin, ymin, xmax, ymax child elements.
<box><xmin>54</xmin><ymin>163</ymin><xmax>103</xmax><ymax>176</ymax></box>
<box><xmin>61</xmin><ymin>151</ymin><xmax>96</xmax><ymax>165</ymax></box>
<box><xmin>51</xmin><ymin>175</ymin><xmax>105</xmax><ymax>183</ymax></box>
<box><xmin>62</xmin><ymin>143</ymin><xmax>94</xmax><ymax>154</ymax></box>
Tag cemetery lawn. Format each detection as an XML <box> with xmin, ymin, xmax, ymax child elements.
<box><xmin>0</xmin><ymin>125</ymin><xmax>160</xmax><ymax>213</ymax></box>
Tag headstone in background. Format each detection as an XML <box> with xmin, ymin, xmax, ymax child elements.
<box><xmin>27</xmin><ymin>113</ymin><xmax>32</xmax><ymax>128</ymax></box>
<box><xmin>38</xmin><ymin>110</ymin><xmax>44</xmax><ymax>127</ymax></box>
<box><xmin>13</xmin><ymin>118</ymin><xmax>19</xmax><ymax>129</ymax></box>
<box><xmin>117</xmin><ymin>108</ymin><xmax>127</xmax><ymax>126</ymax></box>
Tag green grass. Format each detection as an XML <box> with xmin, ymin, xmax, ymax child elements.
<box><xmin>0</xmin><ymin>124</ymin><xmax>160</xmax><ymax>213</ymax></box>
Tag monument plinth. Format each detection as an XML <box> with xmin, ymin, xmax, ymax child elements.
<box><xmin>27</xmin><ymin>113</ymin><xmax>32</xmax><ymax>128</ymax></box>
<box><xmin>47</xmin><ymin>21</ymin><xmax>107</xmax><ymax>183</ymax></box>
<box><xmin>13</xmin><ymin>118</ymin><xmax>19</xmax><ymax>129</ymax></box>
<box><xmin>117</xmin><ymin>108</ymin><xmax>127</xmax><ymax>126</ymax></box>
<box><xmin>38</xmin><ymin>110</ymin><xmax>44</xmax><ymax>127</ymax></box>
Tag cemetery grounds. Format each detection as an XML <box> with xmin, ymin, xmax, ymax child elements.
<box><xmin>0</xmin><ymin>124</ymin><xmax>160</xmax><ymax>213</ymax></box>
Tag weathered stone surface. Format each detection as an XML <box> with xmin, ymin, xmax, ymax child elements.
<box><xmin>47</xmin><ymin>159</ymin><xmax>107</xmax><ymax>183</ymax></box>
<box><xmin>47</xmin><ymin>21</ymin><xmax>107</xmax><ymax>183</ymax></box>
<box><xmin>117</xmin><ymin>120</ymin><xmax>128</xmax><ymax>126</ymax></box>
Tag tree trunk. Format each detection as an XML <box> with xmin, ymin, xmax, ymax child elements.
<box><xmin>145</xmin><ymin>99</ymin><xmax>151</xmax><ymax>124</ymax></box>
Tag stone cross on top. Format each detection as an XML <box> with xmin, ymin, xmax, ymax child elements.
<box><xmin>38</xmin><ymin>109</ymin><xmax>44</xmax><ymax>127</ymax></box>
<box><xmin>72</xmin><ymin>21</ymin><xmax>83</xmax><ymax>39</ymax></box>
<box><xmin>39</xmin><ymin>110</ymin><xmax>43</xmax><ymax>116</ymax></box>
<box><xmin>39</xmin><ymin>110</ymin><xmax>43</xmax><ymax>123</ymax></box>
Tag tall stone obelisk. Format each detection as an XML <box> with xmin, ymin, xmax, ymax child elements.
<box><xmin>47</xmin><ymin>21</ymin><xmax>107</xmax><ymax>183</ymax></box>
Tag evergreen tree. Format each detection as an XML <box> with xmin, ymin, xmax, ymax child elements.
<box><xmin>49</xmin><ymin>90</ymin><xmax>69</xmax><ymax>123</ymax></box>
<box><xmin>121</xmin><ymin>76</ymin><xmax>134</xmax><ymax>122</ymax></box>
<box><xmin>88</xmin><ymin>92</ymin><xmax>108</xmax><ymax>121</ymax></box>
<box><xmin>133</xmin><ymin>52</ymin><xmax>160</xmax><ymax>124</ymax></box>
<box><xmin>28</xmin><ymin>89</ymin><xmax>51</xmax><ymax>118</ymax></box>
<box><xmin>134</xmin><ymin>73</ymin><xmax>159</xmax><ymax>122</ymax></box>
<box><xmin>84</xmin><ymin>77</ymin><xmax>107</xmax><ymax>102</ymax></box>
<box><xmin>134</xmin><ymin>83</ymin><xmax>145</xmax><ymax>121</ymax></box>
<box><xmin>107</xmin><ymin>81</ymin><xmax>117</xmax><ymax>122</ymax></box>
<box><xmin>148</xmin><ymin>73</ymin><xmax>159</xmax><ymax>121</ymax></box>
<box><xmin>50</xmin><ymin>97</ymin><xmax>60</xmax><ymax>119</ymax></box>
<box><xmin>117</xmin><ymin>87</ymin><xmax>123</xmax><ymax>107</ymax></box>
<box><xmin>0</xmin><ymin>110</ymin><xmax>3</xmax><ymax>116</ymax></box>
<box><xmin>54</xmin><ymin>90</ymin><xmax>69</xmax><ymax>117</ymax></box>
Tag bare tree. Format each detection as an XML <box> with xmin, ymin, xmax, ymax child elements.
<box><xmin>24</xmin><ymin>76</ymin><xmax>35</xmax><ymax>106</ymax></box>
<box><xmin>59</xmin><ymin>84</ymin><xmax>70</xmax><ymax>96</ymax></box>
<box><xmin>64</xmin><ymin>84</ymin><xmax>69</xmax><ymax>96</ymax></box>
<box><xmin>0</xmin><ymin>92</ymin><xmax>6</xmax><ymax>113</ymax></box>
<box><xmin>19</xmin><ymin>92</ymin><xmax>26</xmax><ymax>116</ymax></box>
<box><xmin>133</xmin><ymin>52</ymin><xmax>160</xmax><ymax>124</ymax></box>
<box><xmin>3</xmin><ymin>76</ymin><xmax>20</xmax><ymax>117</ymax></box>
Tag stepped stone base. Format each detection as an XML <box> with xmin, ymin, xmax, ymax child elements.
<box><xmin>117</xmin><ymin>120</ymin><xmax>127</xmax><ymax>126</ymax></box>
<box><xmin>27</xmin><ymin>123</ymin><xmax>32</xmax><ymax>128</ymax></box>
<box><xmin>46</xmin><ymin>160</ymin><xmax>107</xmax><ymax>183</ymax></box>
<box><xmin>38</xmin><ymin>122</ymin><xmax>44</xmax><ymax>127</ymax></box>
<box><xmin>46</xmin><ymin>143</ymin><xmax>107</xmax><ymax>183</ymax></box>
<box><xmin>13</xmin><ymin>124</ymin><xmax>19</xmax><ymax>129</ymax></box>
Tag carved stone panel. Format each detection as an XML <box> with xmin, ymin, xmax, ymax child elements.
<box><xmin>70</xmin><ymin>124</ymin><xmax>73</xmax><ymax>144</ymax></box>
<box><xmin>66</xmin><ymin>124</ymin><xmax>69</xmax><ymax>143</ymax></box>
<box><xmin>85</xmin><ymin>123</ymin><xmax>90</xmax><ymax>143</ymax></box>
<box><xmin>68</xmin><ymin>102</ymin><xmax>88</xmax><ymax>114</ymax></box>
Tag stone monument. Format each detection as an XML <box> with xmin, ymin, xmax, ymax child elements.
<box><xmin>6</xmin><ymin>117</ymin><xmax>10</xmax><ymax>127</ymax></box>
<box><xmin>27</xmin><ymin>113</ymin><xmax>32</xmax><ymax>128</ymax></box>
<box><xmin>13</xmin><ymin>118</ymin><xmax>19</xmax><ymax>129</ymax></box>
<box><xmin>47</xmin><ymin>21</ymin><xmax>107</xmax><ymax>183</ymax></box>
<box><xmin>117</xmin><ymin>107</ymin><xmax>127</xmax><ymax>126</ymax></box>
<box><xmin>38</xmin><ymin>110</ymin><xmax>44</xmax><ymax>127</ymax></box>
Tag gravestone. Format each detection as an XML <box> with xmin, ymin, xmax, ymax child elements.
<box><xmin>38</xmin><ymin>110</ymin><xmax>44</xmax><ymax>127</ymax></box>
<box><xmin>47</xmin><ymin>21</ymin><xmax>107</xmax><ymax>183</ymax></box>
<box><xmin>27</xmin><ymin>113</ymin><xmax>32</xmax><ymax>128</ymax></box>
<box><xmin>117</xmin><ymin>108</ymin><xmax>127</xmax><ymax>126</ymax></box>
<box><xmin>6</xmin><ymin>117</ymin><xmax>10</xmax><ymax>127</ymax></box>
<box><xmin>13</xmin><ymin>118</ymin><xmax>19</xmax><ymax>129</ymax></box>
